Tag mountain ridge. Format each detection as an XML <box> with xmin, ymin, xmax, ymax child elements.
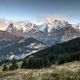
<box><xmin>0</xmin><ymin>19</ymin><xmax>80</xmax><ymax>60</ymax></box>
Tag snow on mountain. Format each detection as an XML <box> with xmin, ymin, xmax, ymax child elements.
<box><xmin>5</xmin><ymin>19</ymin><xmax>69</xmax><ymax>34</ymax></box>
<box><xmin>47</xmin><ymin>20</ymin><xmax>68</xmax><ymax>33</ymax></box>
<box><xmin>6</xmin><ymin>22</ymin><xmax>38</xmax><ymax>32</ymax></box>
<box><xmin>32</xmin><ymin>19</ymin><xmax>80</xmax><ymax>46</ymax></box>
<box><xmin>27</xmin><ymin>42</ymin><xmax>45</xmax><ymax>49</ymax></box>
<box><xmin>5</xmin><ymin>19</ymin><xmax>80</xmax><ymax>47</ymax></box>
<box><xmin>6</xmin><ymin>23</ymin><xmax>23</xmax><ymax>37</ymax></box>
<box><xmin>0</xmin><ymin>18</ymin><xmax>80</xmax><ymax>60</ymax></box>
<box><xmin>6</xmin><ymin>23</ymin><xmax>17</xmax><ymax>32</ymax></box>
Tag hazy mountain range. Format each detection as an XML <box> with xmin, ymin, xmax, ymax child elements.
<box><xmin>0</xmin><ymin>18</ymin><xmax>80</xmax><ymax>60</ymax></box>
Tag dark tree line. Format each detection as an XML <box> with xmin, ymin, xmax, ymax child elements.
<box><xmin>2</xmin><ymin>51</ymin><xmax>80</xmax><ymax>71</ymax></box>
<box><xmin>2</xmin><ymin>37</ymin><xmax>80</xmax><ymax>70</ymax></box>
<box><xmin>21</xmin><ymin>57</ymin><xmax>51</xmax><ymax>69</ymax></box>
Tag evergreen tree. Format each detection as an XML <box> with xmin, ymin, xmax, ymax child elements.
<box><xmin>9</xmin><ymin>58</ymin><xmax>18</xmax><ymax>70</ymax></box>
<box><xmin>21</xmin><ymin>59</ymin><xmax>27</xmax><ymax>69</ymax></box>
<box><xmin>2</xmin><ymin>64</ymin><xmax>8</xmax><ymax>71</ymax></box>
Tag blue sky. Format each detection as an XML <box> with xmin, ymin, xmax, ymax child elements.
<box><xmin>0</xmin><ymin>0</ymin><xmax>80</xmax><ymax>23</ymax></box>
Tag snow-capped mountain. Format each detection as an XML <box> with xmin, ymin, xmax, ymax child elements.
<box><xmin>0</xmin><ymin>18</ymin><xmax>80</xmax><ymax>60</ymax></box>
<box><xmin>6</xmin><ymin>22</ymin><xmax>38</xmax><ymax>32</ymax></box>
<box><xmin>5</xmin><ymin>19</ymin><xmax>80</xmax><ymax>47</ymax></box>
<box><xmin>22</xmin><ymin>19</ymin><xmax>80</xmax><ymax>46</ymax></box>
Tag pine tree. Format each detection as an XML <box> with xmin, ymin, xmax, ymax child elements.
<box><xmin>2</xmin><ymin>64</ymin><xmax>8</xmax><ymax>71</ymax></box>
<box><xmin>9</xmin><ymin>58</ymin><xmax>18</xmax><ymax>70</ymax></box>
<box><xmin>21</xmin><ymin>59</ymin><xmax>27</xmax><ymax>69</ymax></box>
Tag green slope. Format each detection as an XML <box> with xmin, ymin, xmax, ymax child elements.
<box><xmin>31</xmin><ymin>37</ymin><xmax>80</xmax><ymax>64</ymax></box>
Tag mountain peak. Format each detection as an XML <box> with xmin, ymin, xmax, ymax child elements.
<box><xmin>6</xmin><ymin>23</ymin><xmax>17</xmax><ymax>32</ymax></box>
<box><xmin>44</xmin><ymin>19</ymin><xmax>69</xmax><ymax>33</ymax></box>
